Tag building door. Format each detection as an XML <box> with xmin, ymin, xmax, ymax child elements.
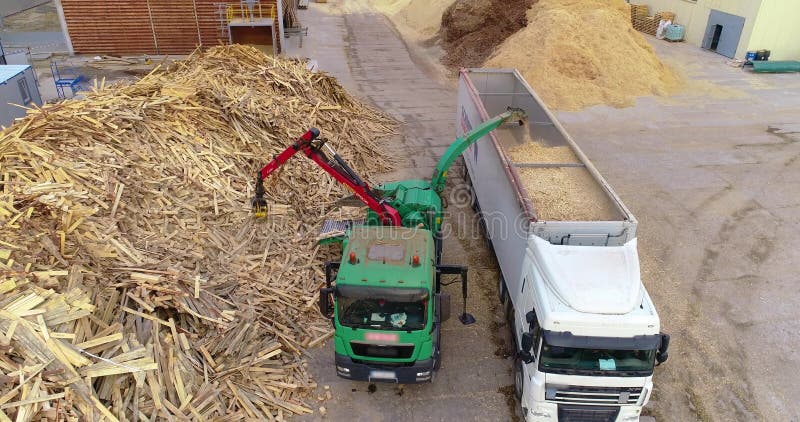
<box><xmin>230</xmin><ymin>25</ymin><xmax>276</xmax><ymax>55</ymax></box>
<box><xmin>702</xmin><ymin>10</ymin><xmax>745</xmax><ymax>58</ymax></box>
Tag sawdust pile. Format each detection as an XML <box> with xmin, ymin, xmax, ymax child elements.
<box><xmin>371</xmin><ymin>0</ymin><xmax>458</xmax><ymax>39</ymax></box>
<box><xmin>507</xmin><ymin>142</ymin><xmax>618</xmax><ymax>221</ymax></box>
<box><xmin>441</xmin><ymin>0</ymin><xmax>535</xmax><ymax>67</ymax></box>
<box><xmin>485</xmin><ymin>0</ymin><xmax>681</xmax><ymax>111</ymax></box>
<box><xmin>0</xmin><ymin>45</ymin><xmax>394</xmax><ymax>421</ymax></box>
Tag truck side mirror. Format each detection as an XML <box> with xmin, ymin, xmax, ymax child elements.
<box><xmin>656</xmin><ymin>333</ymin><xmax>670</xmax><ymax>365</ymax></box>
<box><xmin>324</xmin><ymin>261</ymin><xmax>339</xmax><ymax>288</ymax></box>
<box><xmin>437</xmin><ymin>293</ymin><xmax>451</xmax><ymax>322</ymax></box>
<box><xmin>319</xmin><ymin>287</ymin><xmax>334</xmax><ymax>320</ymax></box>
<box><xmin>519</xmin><ymin>332</ymin><xmax>535</xmax><ymax>364</ymax></box>
<box><xmin>521</xmin><ymin>332</ymin><xmax>533</xmax><ymax>352</ymax></box>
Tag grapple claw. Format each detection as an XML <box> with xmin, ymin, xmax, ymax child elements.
<box><xmin>253</xmin><ymin>174</ymin><xmax>268</xmax><ymax>218</ymax></box>
<box><xmin>252</xmin><ymin>197</ymin><xmax>268</xmax><ymax>218</ymax></box>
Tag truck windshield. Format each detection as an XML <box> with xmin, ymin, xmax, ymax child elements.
<box><xmin>539</xmin><ymin>339</ymin><xmax>655</xmax><ymax>376</ymax></box>
<box><xmin>337</xmin><ymin>287</ymin><xmax>427</xmax><ymax>331</ymax></box>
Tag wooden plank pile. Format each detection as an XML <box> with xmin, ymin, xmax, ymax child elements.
<box><xmin>0</xmin><ymin>44</ymin><xmax>395</xmax><ymax>421</ymax></box>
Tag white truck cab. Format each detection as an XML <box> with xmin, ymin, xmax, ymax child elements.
<box><xmin>510</xmin><ymin>237</ymin><xmax>668</xmax><ymax>422</ymax></box>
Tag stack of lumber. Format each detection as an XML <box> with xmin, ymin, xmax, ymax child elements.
<box><xmin>629</xmin><ymin>3</ymin><xmax>649</xmax><ymax>25</ymax></box>
<box><xmin>0</xmin><ymin>44</ymin><xmax>395</xmax><ymax>421</ymax></box>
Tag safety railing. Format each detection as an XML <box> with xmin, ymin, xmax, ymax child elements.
<box><xmin>226</xmin><ymin>3</ymin><xmax>276</xmax><ymax>22</ymax></box>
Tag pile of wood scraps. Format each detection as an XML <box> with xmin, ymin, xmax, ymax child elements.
<box><xmin>0</xmin><ymin>44</ymin><xmax>395</xmax><ymax>421</ymax></box>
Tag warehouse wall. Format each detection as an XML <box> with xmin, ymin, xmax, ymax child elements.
<box><xmin>58</xmin><ymin>0</ymin><xmax>281</xmax><ymax>55</ymax></box>
<box><xmin>747</xmin><ymin>0</ymin><xmax>800</xmax><ymax>60</ymax></box>
<box><xmin>638</xmin><ymin>0</ymin><xmax>763</xmax><ymax>59</ymax></box>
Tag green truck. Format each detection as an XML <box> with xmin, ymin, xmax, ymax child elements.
<box><xmin>253</xmin><ymin>108</ymin><xmax>525</xmax><ymax>383</ymax></box>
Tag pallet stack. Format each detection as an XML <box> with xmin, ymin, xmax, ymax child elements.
<box><xmin>0</xmin><ymin>45</ymin><xmax>395</xmax><ymax>421</ymax></box>
<box><xmin>630</xmin><ymin>4</ymin><xmax>676</xmax><ymax>36</ymax></box>
<box><xmin>630</xmin><ymin>4</ymin><xmax>649</xmax><ymax>26</ymax></box>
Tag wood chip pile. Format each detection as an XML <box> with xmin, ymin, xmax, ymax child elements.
<box><xmin>506</xmin><ymin>141</ymin><xmax>619</xmax><ymax>222</ymax></box>
<box><xmin>0</xmin><ymin>44</ymin><xmax>395</xmax><ymax>421</ymax></box>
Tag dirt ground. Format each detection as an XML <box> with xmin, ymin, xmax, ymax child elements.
<box><xmin>1</xmin><ymin>1</ymin><xmax>60</xmax><ymax>32</ymax></box>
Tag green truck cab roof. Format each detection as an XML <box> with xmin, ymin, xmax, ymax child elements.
<box><xmin>337</xmin><ymin>226</ymin><xmax>435</xmax><ymax>290</ymax></box>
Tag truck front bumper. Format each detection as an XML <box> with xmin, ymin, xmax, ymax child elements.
<box><xmin>523</xmin><ymin>402</ymin><xmax>643</xmax><ymax>422</ymax></box>
<box><xmin>335</xmin><ymin>353</ymin><xmax>435</xmax><ymax>383</ymax></box>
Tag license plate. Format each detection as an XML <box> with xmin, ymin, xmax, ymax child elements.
<box><xmin>369</xmin><ymin>370</ymin><xmax>396</xmax><ymax>380</ymax></box>
<box><xmin>365</xmin><ymin>332</ymin><xmax>398</xmax><ymax>343</ymax></box>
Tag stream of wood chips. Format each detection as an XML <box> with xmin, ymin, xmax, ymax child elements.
<box><xmin>0</xmin><ymin>45</ymin><xmax>395</xmax><ymax>421</ymax></box>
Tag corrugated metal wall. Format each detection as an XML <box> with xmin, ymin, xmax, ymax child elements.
<box><xmin>60</xmin><ymin>0</ymin><xmax>280</xmax><ymax>55</ymax></box>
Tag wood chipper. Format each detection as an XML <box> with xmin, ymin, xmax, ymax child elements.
<box><xmin>252</xmin><ymin>108</ymin><xmax>525</xmax><ymax>382</ymax></box>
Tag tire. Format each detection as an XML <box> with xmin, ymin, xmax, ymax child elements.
<box><xmin>477</xmin><ymin>215</ymin><xmax>493</xmax><ymax>250</ymax></box>
<box><xmin>433</xmin><ymin>324</ymin><xmax>442</xmax><ymax>371</ymax></box>
<box><xmin>506</xmin><ymin>299</ymin><xmax>517</xmax><ymax>349</ymax></box>
<box><xmin>514</xmin><ymin>357</ymin><xmax>525</xmax><ymax>400</ymax></box>
<box><xmin>498</xmin><ymin>274</ymin><xmax>507</xmax><ymax>304</ymax></box>
<box><xmin>467</xmin><ymin>175</ymin><xmax>479</xmax><ymax>212</ymax></box>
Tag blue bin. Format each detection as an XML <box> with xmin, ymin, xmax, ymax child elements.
<box><xmin>665</xmin><ymin>24</ymin><xmax>685</xmax><ymax>41</ymax></box>
<box><xmin>745</xmin><ymin>51</ymin><xmax>758</xmax><ymax>63</ymax></box>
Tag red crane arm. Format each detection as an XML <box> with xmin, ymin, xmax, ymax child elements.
<box><xmin>254</xmin><ymin>128</ymin><xmax>402</xmax><ymax>226</ymax></box>
<box><xmin>258</xmin><ymin>128</ymin><xmax>319</xmax><ymax>180</ymax></box>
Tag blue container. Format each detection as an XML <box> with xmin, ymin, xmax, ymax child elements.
<box><xmin>665</xmin><ymin>24</ymin><xmax>685</xmax><ymax>41</ymax></box>
<box><xmin>746</xmin><ymin>51</ymin><xmax>758</xmax><ymax>62</ymax></box>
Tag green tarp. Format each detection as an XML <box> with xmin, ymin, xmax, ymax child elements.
<box><xmin>752</xmin><ymin>61</ymin><xmax>800</xmax><ymax>73</ymax></box>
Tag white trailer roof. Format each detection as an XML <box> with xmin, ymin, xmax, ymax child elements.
<box><xmin>531</xmin><ymin>236</ymin><xmax>643</xmax><ymax>315</ymax></box>
<box><xmin>0</xmin><ymin>65</ymin><xmax>30</xmax><ymax>84</ymax></box>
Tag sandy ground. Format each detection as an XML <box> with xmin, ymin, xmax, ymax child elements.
<box><xmin>1</xmin><ymin>1</ymin><xmax>59</xmax><ymax>31</ymax></box>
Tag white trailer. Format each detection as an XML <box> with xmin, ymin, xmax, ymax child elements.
<box><xmin>458</xmin><ymin>69</ymin><xmax>669</xmax><ymax>422</ymax></box>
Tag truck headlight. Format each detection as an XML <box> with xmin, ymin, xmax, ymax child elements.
<box><xmin>416</xmin><ymin>371</ymin><xmax>431</xmax><ymax>381</ymax></box>
<box><xmin>620</xmin><ymin>407</ymin><xmax>641</xmax><ymax>421</ymax></box>
<box><xmin>530</xmin><ymin>404</ymin><xmax>551</xmax><ymax>419</ymax></box>
<box><xmin>530</xmin><ymin>410</ymin><xmax>551</xmax><ymax>419</ymax></box>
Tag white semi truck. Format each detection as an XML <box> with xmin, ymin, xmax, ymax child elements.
<box><xmin>458</xmin><ymin>69</ymin><xmax>670</xmax><ymax>422</ymax></box>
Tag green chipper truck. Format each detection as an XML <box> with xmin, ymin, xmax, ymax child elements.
<box><xmin>252</xmin><ymin>108</ymin><xmax>526</xmax><ymax>383</ymax></box>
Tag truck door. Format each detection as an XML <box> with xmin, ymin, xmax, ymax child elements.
<box><xmin>515</xmin><ymin>268</ymin><xmax>538</xmax><ymax>350</ymax></box>
<box><xmin>515</xmin><ymin>274</ymin><xmax>531</xmax><ymax>348</ymax></box>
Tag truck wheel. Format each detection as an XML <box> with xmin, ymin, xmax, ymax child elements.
<box><xmin>434</xmin><ymin>328</ymin><xmax>442</xmax><ymax>371</ymax></box>
<box><xmin>477</xmin><ymin>215</ymin><xmax>493</xmax><ymax>249</ymax></box>
<box><xmin>466</xmin><ymin>175</ymin><xmax>479</xmax><ymax>212</ymax></box>
<box><xmin>498</xmin><ymin>274</ymin><xmax>507</xmax><ymax>304</ymax></box>
<box><xmin>505</xmin><ymin>299</ymin><xmax>515</xmax><ymax>334</ymax></box>
<box><xmin>514</xmin><ymin>357</ymin><xmax>524</xmax><ymax>400</ymax></box>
